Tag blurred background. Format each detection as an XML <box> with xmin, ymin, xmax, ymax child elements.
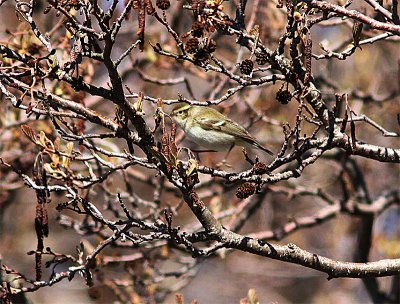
<box><xmin>0</xmin><ymin>0</ymin><xmax>399</xmax><ymax>303</ymax></box>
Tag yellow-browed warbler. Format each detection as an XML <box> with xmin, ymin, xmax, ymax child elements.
<box><xmin>171</xmin><ymin>103</ymin><xmax>273</xmax><ymax>155</ymax></box>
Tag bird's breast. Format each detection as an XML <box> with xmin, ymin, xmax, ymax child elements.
<box><xmin>185</xmin><ymin>125</ymin><xmax>235</xmax><ymax>151</ymax></box>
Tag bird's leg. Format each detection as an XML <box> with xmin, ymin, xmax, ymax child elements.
<box><xmin>191</xmin><ymin>149</ymin><xmax>218</xmax><ymax>163</ymax></box>
<box><xmin>216</xmin><ymin>144</ymin><xmax>235</xmax><ymax>168</ymax></box>
<box><xmin>224</xmin><ymin>144</ymin><xmax>235</xmax><ymax>161</ymax></box>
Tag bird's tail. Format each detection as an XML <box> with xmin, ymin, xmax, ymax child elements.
<box><xmin>254</xmin><ymin>142</ymin><xmax>274</xmax><ymax>156</ymax></box>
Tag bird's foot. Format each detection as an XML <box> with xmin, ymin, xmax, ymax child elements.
<box><xmin>216</xmin><ymin>159</ymin><xmax>232</xmax><ymax>169</ymax></box>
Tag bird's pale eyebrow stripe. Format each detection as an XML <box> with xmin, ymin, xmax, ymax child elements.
<box><xmin>173</xmin><ymin>104</ymin><xmax>191</xmax><ymax>113</ymax></box>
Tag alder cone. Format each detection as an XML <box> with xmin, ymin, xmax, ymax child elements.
<box><xmin>240</xmin><ymin>59</ymin><xmax>254</xmax><ymax>75</ymax></box>
<box><xmin>185</xmin><ymin>38</ymin><xmax>199</xmax><ymax>54</ymax></box>
<box><xmin>236</xmin><ymin>182</ymin><xmax>256</xmax><ymax>199</ymax></box>
<box><xmin>256</xmin><ymin>50</ymin><xmax>268</xmax><ymax>65</ymax></box>
<box><xmin>191</xmin><ymin>21</ymin><xmax>205</xmax><ymax>37</ymax></box>
<box><xmin>156</xmin><ymin>0</ymin><xmax>170</xmax><ymax>10</ymax></box>
<box><xmin>253</xmin><ymin>162</ymin><xmax>268</xmax><ymax>175</ymax></box>
<box><xmin>276</xmin><ymin>89</ymin><xmax>292</xmax><ymax>104</ymax></box>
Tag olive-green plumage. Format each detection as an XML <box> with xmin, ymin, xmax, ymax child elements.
<box><xmin>171</xmin><ymin>104</ymin><xmax>273</xmax><ymax>155</ymax></box>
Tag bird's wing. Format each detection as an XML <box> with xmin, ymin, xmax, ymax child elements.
<box><xmin>195</xmin><ymin>116</ymin><xmax>274</xmax><ymax>155</ymax></box>
<box><xmin>195</xmin><ymin>116</ymin><xmax>254</xmax><ymax>141</ymax></box>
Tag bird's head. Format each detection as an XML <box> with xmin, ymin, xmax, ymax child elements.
<box><xmin>170</xmin><ymin>103</ymin><xmax>191</xmax><ymax>128</ymax></box>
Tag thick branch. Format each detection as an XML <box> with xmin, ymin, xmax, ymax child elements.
<box><xmin>302</xmin><ymin>0</ymin><xmax>400</xmax><ymax>35</ymax></box>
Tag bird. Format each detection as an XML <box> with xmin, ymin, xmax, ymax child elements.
<box><xmin>170</xmin><ymin>103</ymin><xmax>274</xmax><ymax>156</ymax></box>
